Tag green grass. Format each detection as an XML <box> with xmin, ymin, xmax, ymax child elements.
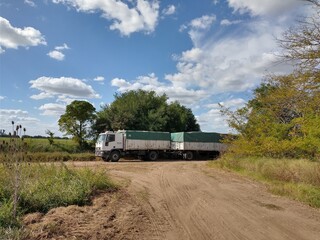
<box><xmin>0</xmin><ymin>137</ymin><xmax>83</xmax><ymax>153</ymax></box>
<box><xmin>0</xmin><ymin>137</ymin><xmax>97</xmax><ymax>162</ymax></box>
<box><xmin>209</xmin><ymin>157</ymin><xmax>320</xmax><ymax>208</ymax></box>
<box><xmin>0</xmin><ymin>163</ymin><xmax>117</xmax><ymax>236</ymax></box>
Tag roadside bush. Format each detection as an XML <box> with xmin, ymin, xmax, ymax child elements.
<box><xmin>0</xmin><ymin>163</ymin><xmax>117</xmax><ymax>228</ymax></box>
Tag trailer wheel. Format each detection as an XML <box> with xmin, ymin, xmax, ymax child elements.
<box><xmin>110</xmin><ymin>151</ymin><xmax>120</xmax><ymax>162</ymax></box>
<box><xmin>185</xmin><ymin>151</ymin><xmax>194</xmax><ymax>160</ymax></box>
<box><xmin>148</xmin><ymin>151</ymin><xmax>158</xmax><ymax>161</ymax></box>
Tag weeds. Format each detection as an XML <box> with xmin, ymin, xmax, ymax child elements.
<box><xmin>0</xmin><ymin>124</ymin><xmax>116</xmax><ymax>237</ymax></box>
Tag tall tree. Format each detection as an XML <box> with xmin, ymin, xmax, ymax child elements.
<box><xmin>59</xmin><ymin>100</ymin><xmax>96</xmax><ymax>148</ymax></box>
<box><xmin>222</xmin><ymin>2</ymin><xmax>320</xmax><ymax>158</ymax></box>
<box><xmin>94</xmin><ymin>90</ymin><xmax>200</xmax><ymax>133</ymax></box>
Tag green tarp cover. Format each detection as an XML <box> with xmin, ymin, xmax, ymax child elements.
<box><xmin>125</xmin><ymin>130</ymin><xmax>170</xmax><ymax>141</ymax></box>
<box><xmin>171</xmin><ymin>132</ymin><xmax>223</xmax><ymax>143</ymax></box>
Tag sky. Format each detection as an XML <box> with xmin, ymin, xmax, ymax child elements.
<box><xmin>0</xmin><ymin>0</ymin><xmax>314</xmax><ymax>137</ymax></box>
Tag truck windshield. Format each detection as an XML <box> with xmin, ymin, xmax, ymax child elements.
<box><xmin>97</xmin><ymin>134</ymin><xmax>106</xmax><ymax>143</ymax></box>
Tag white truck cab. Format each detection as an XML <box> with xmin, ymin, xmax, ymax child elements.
<box><xmin>95</xmin><ymin>131</ymin><xmax>124</xmax><ymax>161</ymax></box>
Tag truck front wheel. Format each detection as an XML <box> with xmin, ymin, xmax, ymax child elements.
<box><xmin>110</xmin><ymin>151</ymin><xmax>120</xmax><ymax>162</ymax></box>
<box><xmin>184</xmin><ymin>151</ymin><xmax>194</xmax><ymax>160</ymax></box>
<box><xmin>148</xmin><ymin>151</ymin><xmax>158</xmax><ymax>161</ymax></box>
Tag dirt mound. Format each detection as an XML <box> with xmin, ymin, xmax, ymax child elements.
<box><xmin>23</xmin><ymin>190</ymin><xmax>155</xmax><ymax>240</ymax></box>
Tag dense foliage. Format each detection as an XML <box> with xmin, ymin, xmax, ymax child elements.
<box><xmin>223</xmin><ymin>1</ymin><xmax>320</xmax><ymax>159</ymax></box>
<box><xmin>94</xmin><ymin>90</ymin><xmax>200</xmax><ymax>133</ymax></box>
<box><xmin>58</xmin><ymin>100</ymin><xmax>96</xmax><ymax>148</ymax></box>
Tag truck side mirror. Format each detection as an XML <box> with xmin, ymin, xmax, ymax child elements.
<box><xmin>105</xmin><ymin>142</ymin><xmax>109</xmax><ymax>146</ymax></box>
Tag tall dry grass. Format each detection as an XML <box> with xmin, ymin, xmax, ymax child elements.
<box><xmin>209</xmin><ymin>157</ymin><xmax>320</xmax><ymax>208</ymax></box>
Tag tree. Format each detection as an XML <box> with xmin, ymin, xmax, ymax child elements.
<box><xmin>45</xmin><ymin>130</ymin><xmax>55</xmax><ymax>145</ymax></box>
<box><xmin>279</xmin><ymin>0</ymin><xmax>320</xmax><ymax>72</ymax></box>
<box><xmin>94</xmin><ymin>90</ymin><xmax>200</xmax><ymax>133</ymax></box>
<box><xmin>222</xmin><ymin>2</ymin><xmax>320</xmax><ymax>159</ymax></box>
<box><xmin>58</xmin><ymin>100</ymin><xmax>96</xmax><ymax>148</ymax></box>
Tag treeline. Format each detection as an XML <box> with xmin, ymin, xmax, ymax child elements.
<box><xmin>58</xmin><ymin>90</ymin><xmax>200</xmax><ymax>148</ymax></box>
<box><xmin>222</xmin><ymin>1</ymin><xmax>320</xmax><ymax>159</ymax></box>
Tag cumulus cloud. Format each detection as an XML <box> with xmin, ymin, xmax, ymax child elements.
<box><xmin>162</xmin><ymin>5</ymin><xmax>176</xmax><ymax>16</ymax></box>
<box><xmin>227</xmin><ymin>0</ymin><xmax>302</xmax><ymax>16</ymax></box>
<box><xmin>0</xmin><ymin>96</ymin><xmax>5</xmax><ymax>100</ymax></box>
<box><xmin>47</xmin><ymin>43</ymin><xmax>70</xmax><ymax>61</ymax></box>
<box><xmin>111</xmin><ymin>73</ymin><xmax>208</xmax><ymax>106</ymax></box>
<box><xmin>94</xmin><ymin>76</ymin><xmax>105</xmax><ymax>82</ymax></box>
<box><xmin>39</xmin><ymin>103</ymin><xmax>66</xmax><ymax>116</ymax></box>
<box><xmin>0</xmin><ymin>109</ymin><xmax>40</xmax><ymax>132</ymax></box>
<box><xmin>166</xmin><ymin>19</ymin><xmax>293</xmax><ymax>95</ymax></box>
<box><xmin>29</xmin><ymin>76</ymin><xmax>100</xmax><ymax>100</ymax></box>
<box><xmin>47</xmin><ymin>50</ymin><xmax>65</xmax><ymax>61</ymax></box>
<box><xmin>0</xmin><ymin>108</ymin><xmax>62</xmax><ymax>136</ymax></box>
<box><xmin>52</xmin><ymin>0</ymin><xmax>160</xmax><ymax>36</ymax></box>
<box><xmin>0</xmin><ymin>16</ymin><xmax>46</xmax><ymax>53</ymax></box>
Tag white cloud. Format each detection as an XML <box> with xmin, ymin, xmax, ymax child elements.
<box><xmin>220</xmin><ymin>19</ymin><xmax>242</xmax><ymax>26</ymax></box>
<box><xmin>111</xmin><ymin>73</ymin><xmax>208</xmax><ymax>106</ymax></box>
<box><xmin>94</xmin><ymin>76</ymin><xmax>105</xmax><ymax>82</ymax></box>
<box><xmin>0</xmin><ymin>108</ymin><xmax>62</xmax><ymax>136</ymax></box>
<box><xmin>47</xmin><ymin>50</ymin><xmax>65</xmax><ymax>61</ymax></box>
<box><xmin>166</xmin><ymin>19</ymin><xmax>293</xmax><ymax>95</ymax></box>
<box><xmin>29</xmin><ymin>76</ymin><xmax>100</xmax><ymax>100</ymax></box>
<box><xmin>55</xmin><ymin>43</ymin><xmax>70</xmax><ymax>50</ymax></box>
<box><xmin>206</xmin><ymin>98</ymin><xmax>246</xmax><ymax>110</ymax></box>
<box><xmin>39</xmin><ymin>103</ymin><xmax>66</xmax><ymax>116</ymax></box>
<box><xmin>162</xmin><ymin>5</ymin><xmax>175</xmax><ymax>16</ymax></box>
<box><xmin>180</xmin><ymin>15</ymin><xmax>216</xmax><ymax>47</ymax></box>
<box><xmin>190</xmin><ymin>15</ymin><xmax>216</xmax><ymax>30</ymax></box>
<box><xmin>52</xmin><ymin>0</ymin><xmax>160</xmax><ymax>36</ymax></box>
<box><xmin>0</xmin><ymin>96</ymin><xmax>5</xmax><ymax>100</ymax></box>
<box><xmin>24</xmin><ymin>0</ymin><xmax>36</xmax><ymax>7</ymax></box>
<box><xmin>47</xmin><ymin>43</ymin><xmax>70</xmax><ymax>61</ymax></box>
<box><xmin>0</xmin><ymin>17</ymin><xmax>46</xmax><ymax>53</ymax></box>
<box><xmin>198</xmin><ymin>98</ymin><xmax>246</xmax><ymax>133</ymax></box>
<box><xmin>0</xmin><ymin>109</ymin><xmax>40</xmax><ymax>133</ymax></box>
<box><xmin>227</xmin><ymin>0</ymin><xmax>302</xmax><ymax>16</ymax></box>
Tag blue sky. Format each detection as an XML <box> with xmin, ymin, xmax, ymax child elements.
<box><xmin>0</xmin><ymin>0</ymin><xmax>313</xmax><ymax>136</ymax></box>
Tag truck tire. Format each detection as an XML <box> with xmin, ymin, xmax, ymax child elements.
<box><xmin>185</xmin><ymin>151</ymin><xmax>194</xmax><ymax>160</ymax></box>
<box><xmin>148</xmin><ymin>151</ymin><xmax>158</xmax><ymax>161</ymax></box>
<box><xmin>110</xmin><ymin>151</ymin><xmax>120</xmax><ymax>162</ymax></box>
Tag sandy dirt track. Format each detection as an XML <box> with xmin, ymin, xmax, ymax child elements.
<box><xmin>25</xmin><ymin>160</ymin><xmax>320</xmax><ymax>240</ymax></box>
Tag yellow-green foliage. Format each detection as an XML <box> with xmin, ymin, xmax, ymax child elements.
<box><xmin>210</xmin><ymin>157</ymin><xmax>320</xmax><ymax>207</ymax></box>
<box><xmin>0</xmin><ymin>163</ymin><xmax>117</xmax><ymax>228</ymax></box>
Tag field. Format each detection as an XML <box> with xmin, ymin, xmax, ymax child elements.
<box><xmin>0</xmin><ymin>137</ymin><xmax>95</xmax><ymax>162</ymax></box>
<box><xmin>1</xmin><ymin>136</ymin><xmax>320</xmax><ymax>239</ymax></box>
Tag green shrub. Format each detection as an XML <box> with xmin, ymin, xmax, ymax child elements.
<box><xmin>0</xmin><ymin>163</ymin><xmax>116</xmax><ymax>228</ymax></box>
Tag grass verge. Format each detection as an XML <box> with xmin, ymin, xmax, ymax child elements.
<box><xmin>208</xmin><ymin>157</ymin><xmax>320</xmax><ymax>208</ymax></box>
<box><xmin>0</xmin><ymin>163</ymin><xmax>117</xmax><ymax>238</ymax></box>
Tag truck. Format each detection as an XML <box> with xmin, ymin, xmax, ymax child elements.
<box><xmin>95</xmin><ymin>130</ymin><xmax>227</xmax><ymax>162</ymax></box>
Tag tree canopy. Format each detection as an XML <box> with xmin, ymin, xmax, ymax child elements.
<box><xmin>222</xmin><ymin>1</ymin><xmax>320</xmax><ymax>159</ymax></box>
<box><xmin>93</xmin><ymin>90</ymin><xmax>200</xmax><ymax>134</ymax></box>
<box><xmin>58</xmin><ymin>100</ymin><xmax>96</xmax><ymax>148</ymax></box>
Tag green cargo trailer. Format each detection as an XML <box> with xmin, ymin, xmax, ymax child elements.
<box><xmin>170</xmin><ymin>132</ymin><xmax>227</xmax><ymax>159</ymax></box>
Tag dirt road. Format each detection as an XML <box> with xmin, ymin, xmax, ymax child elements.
<box><xmin>25</xmin><ymin>160</ymin><xmax>320</xmax><ymax>240</ymax></box>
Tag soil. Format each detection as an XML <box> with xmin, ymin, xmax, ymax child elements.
<box><xmin>24</xmin><ymin>160</ymin><xmax>320</xmax><ymax>240</ymax></box>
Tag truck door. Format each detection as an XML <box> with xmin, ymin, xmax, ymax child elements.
<box><xmin>106</xmin><ymin>134</ymin><xmax>123</xmax><ymax>150</ymax></box>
